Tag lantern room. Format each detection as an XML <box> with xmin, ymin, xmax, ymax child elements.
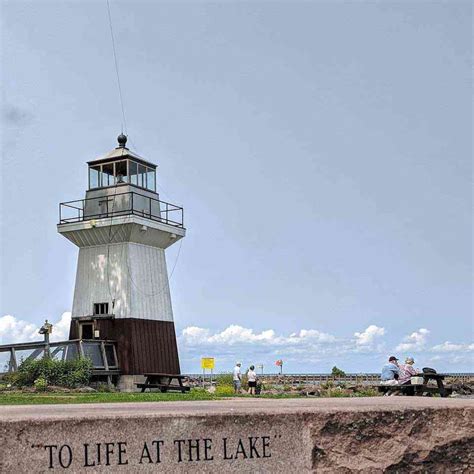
<box><xmin>87</xmin><ymin>134</ymin><xmax>157</xmax><ymax>192</ymax></box>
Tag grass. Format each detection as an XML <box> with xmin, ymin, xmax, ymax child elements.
<box><xmin>0</xmin><ymin>389</ymin><xmax>379</xmax><ymax>405</ymax></box>
<box><xmin>0</xmin><ymin>389</ymin><xmax>218</xmax><ymax>405</ymax></box>
<box><xmin>0</xmin><ymin>388</ymin><xmax>306</xmax><ymax>405</ymax></box>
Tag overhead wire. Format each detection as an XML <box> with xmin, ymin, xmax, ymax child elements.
<box><xmin>106</xmin><ymin>0</ymin><xmax>127</xmax><ymax>135</ymax></box>
<box><xmin>103</xmin><ymin>0</ymin><xmax>184</xmax><ymax>304</ymax></box>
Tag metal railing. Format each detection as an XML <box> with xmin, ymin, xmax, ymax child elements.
<box><xmin>0</xmin><ymin>339</ymin><xmax>119</xmax><ymax>375</ymax></box>
<box><xmin>59</xmin><ymin>191</ymin><xmax>184</xmax><ymax>228</ymax></box>
<box><xmin>183</xmin><ymin>372</ymin><xmax>474</xmax><ymax>386</ymax></box>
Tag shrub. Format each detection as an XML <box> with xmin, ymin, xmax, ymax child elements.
<box><xmin>215</xmin><ymin>373</ymin><xmax>234</xmax><ymax>386</ymax></box>
<box><xmin>321</xmin><ymin>380</ymin><xmax>334</xmax><ymax>389</ymax></box>
<box><xmin>14</xmin><ymin>357</ymin><xmax>93</xmax><ymax>388</ymax></box>
<box><xmin>34</xmin><ymin>377</ymin><xmax>48</xmax><ymax>392</ymax></box>
<box><xmin>96</xmin><ymin>383</ymin><xmax>115</xmax><ymax>393</ymax></box>
<box><xmin>353</xmin><ymin>387</ymin><xmax>378</xmax><ymax>397</ymax></box>
<box><xmin>3</xmin><ymin>371</ymin><xmax>21</xmax><ymax>386</ymax></box>
<box><xmin>215</xmin><ymin>385</ymin><xmax>235</xmax><ymax>397</ymax></box>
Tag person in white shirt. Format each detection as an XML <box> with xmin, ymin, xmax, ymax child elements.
<box><xmin>247</xmin><ymin>365</ymin><xmax>257</xmax><ymax>395</ymax></box>
<box><xmin>233</xmin><ymin>362</ymin><xmax>242</xmax><ymax>393</ymax></box>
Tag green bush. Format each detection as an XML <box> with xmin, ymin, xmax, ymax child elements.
<box><xmin>34</xmin><ymin>377</ymin><xmax>48</xmax><ymax>392</ymax></box>
<box><xmin>14</xmin><ymin>357</ymin><xmax>93</xmax><ymax>388</ymax></box>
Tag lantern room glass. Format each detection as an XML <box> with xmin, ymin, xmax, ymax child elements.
<box><xmin>102</xmin><ymin>163</ymin><xmax>114</xmax><ymax>187</ymax></box>
<box><xmin>88</xmin><ymin>160</ymin><xmax>156</xmax><ymax>191</ymax></box>
<box><xmin>89</xmin><ymin>166</ymin><xmax>100</xmax><ymax>189</ymax></box>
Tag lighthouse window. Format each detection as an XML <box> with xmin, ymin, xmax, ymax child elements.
<box><xmin>129</xmin><ymin>161</ymin><xmax>138</xmax><ymax>186</ymax></box>
<box><xmin>115</xmin><ymin>160</ymin><xmax>128</xmax><ymax>184</ymax></box>
<box><xmin>102</xmin><ymin>163</ymin><xmax>115</xmax><ymax>187</ymax></box>
<box><xmin>147</xmin><ymin>168</ymin><xmax>156</xmax><ymax>191</ymax></box>
<box><xmin>138</xmin><ymin>164</ymin><xmax>146</xmax><ymax>188</ymax></box>
<box><xmin>93</xmin><ymin>302</ymin><xmax>109</xmax><ymax>315</ymax></box>
<box><xmin>89</xmin><ymin>166</ymin><xmax>100</xmax><ymax>189</ymax></box>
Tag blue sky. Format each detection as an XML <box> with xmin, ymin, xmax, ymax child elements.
<box><xmin>1</xmin><ymin>1</ymin><xmax>472</xmax><ymax>373</ymax></box>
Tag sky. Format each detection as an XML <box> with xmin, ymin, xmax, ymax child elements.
<box><xmin>1</xmin><ymin>0</ymin><xmax>472</xmax><ymax>374</ymax></box>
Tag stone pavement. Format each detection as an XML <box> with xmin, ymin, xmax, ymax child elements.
<box><xmin>1</xmin><ymin>397</ymin><xmax>473</xmax><ymax>472</ymax></box>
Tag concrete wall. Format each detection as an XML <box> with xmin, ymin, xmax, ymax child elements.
<box><xmin>72</xmin><ymin>242</ymin><xmax>173</xmax><ymax>321</ymax></box>
<box><xmin>0</xmin><ymin>398</ymin><xmax>473</xmax><ymax>472</ymax></box>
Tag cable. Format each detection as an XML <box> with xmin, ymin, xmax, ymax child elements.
<box><xmin>103</xmin><ymin>2</ymin><xmax>184</xmax><ymax>307</ymax></box>
<box><xmin>124</xmin><ymin>234</ymin><xmax>184</xmax><ymax>299</ymax></box>
<box><xmin>168</xmin><ymin>238</ymin><xmax>183</xmax><ymax>279</ymax></box>
<box><xmin>106</xmin><ymin>0</ymin><xmax>127</xmax><ymax>135</ymax></box>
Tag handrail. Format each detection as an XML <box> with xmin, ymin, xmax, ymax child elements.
<box><xmin>0</xmin><ymin>339</ymin><xmax>116</xmax><ymax>351</ymax></box>
<box><xmin>0</xmin><ymin>339</ymin><xmax>119</xmax><ymax>374</ymax></box>
<box><xmin>60</xmin><ymin>191</ymin><xmax>181</xmax><ymax>210</ymax></box>
<box><xmin>58</xmin><ymin>191</ymin><xmax>184</xmax><ymax>228</ymax></box>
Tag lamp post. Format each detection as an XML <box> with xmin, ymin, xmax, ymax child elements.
<box><xmin>38</xmin><ymin>320</ymin><xmax>53</xmax><ymax>358</ymax></box>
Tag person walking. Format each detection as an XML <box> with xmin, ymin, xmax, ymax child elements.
<box><xmin>233</xmin><ymin>362</ymin><xmax>242</xmax><ymax>393</ymax></box>
<box><xmin>247</xmin><ymin>365</ymin><xmax>257</xmax><ymax>395</ymax></box>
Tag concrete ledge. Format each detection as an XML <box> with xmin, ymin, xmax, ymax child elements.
<box><xmin>1</xmin><ymin>398</ymin><xmax>473</xmax><ymax>472</ymax></box>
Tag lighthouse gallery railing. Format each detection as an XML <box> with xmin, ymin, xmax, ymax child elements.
<box><xmin>59</xmin><ymin>191</ymin><xmax>184</xmax><ymax>228</ymax></box>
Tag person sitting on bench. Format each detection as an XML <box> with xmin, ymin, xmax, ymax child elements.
<box><xmin>399</xmin><ymin>356</ymin><xmax>420</xmax><ymax>384</ymax></box>
<box><xmin>380</xmin><ymin>356</ymin><xmax>400</xmax><ymax>385</ymax></box>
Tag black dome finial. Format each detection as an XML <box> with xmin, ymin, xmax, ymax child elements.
<box><xmin>117</xmin><ymin>133</ymin><xmax>127</xmax><ymax>148</ymax></box>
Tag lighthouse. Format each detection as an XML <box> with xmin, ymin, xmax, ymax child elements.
<box><xmin>57</xmin><ymin>134</ymin><xmax>185</xmax><ymax>387</ymax></box>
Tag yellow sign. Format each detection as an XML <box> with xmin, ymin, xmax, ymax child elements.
<box><xmin>201</xmin><ymin>357</ymin><xmax>215</xmax><ymax>370</ymax></box>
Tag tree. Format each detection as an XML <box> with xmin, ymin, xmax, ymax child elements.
<box><xmin>331</xmin><ymin>366</ymin><xmax>346</xmax><ymax>378</ymax></box>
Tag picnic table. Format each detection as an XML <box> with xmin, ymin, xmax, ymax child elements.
<box><xmin>378</xmin><ymin>373</ymin><xmax>450</xmax><ymax>398</ymax></box>
<box><xmin>136</xmin><ymin>373</ymin><xmax>190</xmax><ymax>393</ymax></box>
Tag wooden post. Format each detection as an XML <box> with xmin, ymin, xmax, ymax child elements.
<box><xmin>78</xmin><ymin>340</ymin><xmax>85</xmax><ymax>357</ymax></box>
<box><xmin>100</xmin><ymin>342</ymin><xmax>112</xmax><ymax>386</ymax></box>
<box><xmin>9</xmin><ymin>348</ymin><xmax>17</xmax><ymax>372</ymax></box>
<box><xmin>112</xmin><ymin>344</ymin><xmax>119</xmax><ymax>368</ymax></box>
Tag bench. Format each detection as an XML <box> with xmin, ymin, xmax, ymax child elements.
<box><xmin>136</xmin><ymin>383</ymin><xmax>190</xmax><ymax>393</ymax></box>
<box><xmin>378</xmin><ymin>373</ymin><xmax>451</xmax><ymax>398</ymax></box>
<box><xmin>136</xmin><ymin>373</ymin><xmax>190</xmax><ymax>393</ymax></box>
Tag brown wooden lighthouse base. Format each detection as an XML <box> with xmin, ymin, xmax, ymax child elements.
<box><xmin>69</xmin><ymin>318</ymin><xmax>180</xmax><ymax>375</ymax></box>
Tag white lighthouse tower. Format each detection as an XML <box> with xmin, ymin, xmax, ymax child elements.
<box><xmin>57</xmin><ymin>134</ymin><xmax>185</xmax><ymax>386</ymax></box>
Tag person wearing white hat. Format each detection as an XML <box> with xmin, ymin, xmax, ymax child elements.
<box><xmin>399</xmin><ymin>357</ymin><xmax>420</xmax><ymax>384</ymax></box>
<box><xmin>233</xmin><ymin>362</ymin><xmax>242</xmax><ymax>393</ymax></box>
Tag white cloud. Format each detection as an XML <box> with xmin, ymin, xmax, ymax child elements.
<box><xmin>0</xmin><ymin>315</ymin><xmax>38</xmax><ymax>344</ymax></box>
<box><xmin>180</xmin><ymin>324</ymin><xmax>336</xmax><ymax>348</ymax></box>
<box><xmin>353</xmin><ymin>325</ymin><xmax>385</xmax><ymax>346</ymax></box>
<box><xmin>181</xmin><ymin>326</ymin><xmax>211</xmax><ymax>344</ymax></box>
<box><xmin>179</xmin><ymin>324</ymin><xmax>342</xmax><ymax>369</ymax></box>
<box><xmin>0</xmin><ymin>312</ymin><xmax>71</xmax><ymax>345</ymax></box>
<box><xmin>50</xmin><ymin>312</ymin><xmax>72</xmax><ymax>341</ymax></box>
<box><xmin>396</xmin><ymin>328</ymin><xmax>430</xmax><ymax>352</ymax></box>
<box><xmin>431</xmin><ymin>341</ymin><xmax>474</xmax><ymax>353</ymax></box>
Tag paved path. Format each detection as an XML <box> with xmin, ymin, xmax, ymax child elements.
<box><xmin>1</xmin><ymin>396</ymin><xmax>472</xmax><ymax>421</ymax></box>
